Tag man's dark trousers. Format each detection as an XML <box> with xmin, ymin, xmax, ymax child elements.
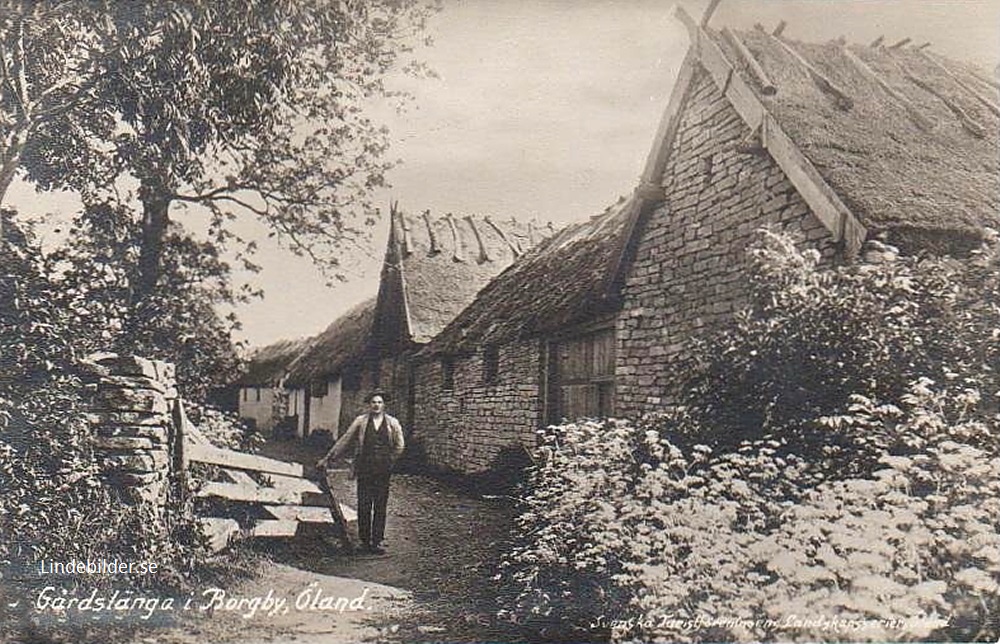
<box><xmin>357</xmin><ymin>472</ymin><xmax>391</xmax><ymax>547</ymax></box>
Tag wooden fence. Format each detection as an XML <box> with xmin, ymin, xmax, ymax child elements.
<box><xmin>175</xmin><ymin>401</ymin><xmax>355</xmax><ymax>551</ymax></box>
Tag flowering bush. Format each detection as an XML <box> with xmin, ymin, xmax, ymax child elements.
<box><xmin>675</xmin><ymin>230</ymin><xmax>997</xmax><ymax>463</ymax></box>
<box><xmin>499</xmin><ymin>230</ymin><xmax>1000</xmax><ymax>641</ymax></box>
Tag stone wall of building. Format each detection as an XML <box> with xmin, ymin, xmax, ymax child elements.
<box><xmin>306</xmin><ymin>378</ymin><xmax>342</xmax><ymax>436</ymax></box>
<box><xmin>237</xmin><ymin>386</ymin><xmax>278</xmax><ymax>432</ymax></box>
<box><xmin>617</xmin><ymin>68</ymin><xmax>838</xmax><ymax>417</ymax></box>
<box><xmin>411</xmin><ymin>340</ymin><xmax>542</xmax><ymax>474</ymax></box>
<box><xmin>85</xmin><ymin>354</ymin><xmax>178</xmax><ymax>516</ymax></box>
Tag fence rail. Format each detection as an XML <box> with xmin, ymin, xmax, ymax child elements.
<box><xmin>176</xmin><ymin>401</ymin><xmax>354</xmax><ymax>550</ymax></box>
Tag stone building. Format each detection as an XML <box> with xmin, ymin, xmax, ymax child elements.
<box><xmin>236</xmin><ymin>206</ymin><xmax>544</xmax><ymax>443</ymax></box>
<box><xmin>236</xmin><ymin>337</ymin><xmax>309</xmax><ymax>433</ymax></box>
<box><xmin>350</xmin><ymin>206</ymin><xmax>546</xmax><ymax>444</ymax></box>
<box><xmin>282</xmin><ymin>298</ymin><xmax>376</xmax><ymax>438</ymax></box>
<box><xmin>416</xmin><ymin>200</ymin><xmax>635</xmax><ymax>473</ymax></box>
<box><xmin>414</xmin><ymin>9</ymin><xmax>999</xmax><ymax>474</ymax></box>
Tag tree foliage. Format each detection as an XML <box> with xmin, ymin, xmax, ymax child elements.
<box><xmin>44</xmin><ymin>201</ymin><xmax>244</xmax><ymax>401</ymax></box>
<box><xmin>4</xmin><ymin>0</ymin><xmax>439</xmax><ymax>300</ymax></box>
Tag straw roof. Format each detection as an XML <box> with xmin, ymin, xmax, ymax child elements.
<box><xmin>714</xmin><ymin>27</ymin><xmax>999</xmax><ymax>252</ymax></box>
<box><xmin>381</xmin><ymin>209</ymin><xmax>547</xmax><ymax>345</ymax></box>
<box><xmin>425</xmin><ymin>198</ymin><xmax>633</xmax><ymax>356</ymax></box>
<box><xmin>238</xmin><ymin>337</ymin><xmax>311</xmax><ymax>386</ymax></box>
<box><xmin>284</xmin><ymin>298</ymin><xmax>376</xmax><ymax>387</ymax></box>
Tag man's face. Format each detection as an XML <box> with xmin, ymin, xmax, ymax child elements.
<box><xmin>369</xmin><ymin>396</ymin><xmax>385</xmax><ymax>414</ymax></box>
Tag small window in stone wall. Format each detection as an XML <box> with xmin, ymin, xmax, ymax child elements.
<box><xmin>483</xmin><ymin>346</ymin><xmax>499</xmax><ymax>385</ymax></box>
<box><xmin>255</xmin><ymin>388</ymin><xmax>261</xmax><ymax>402</ymax></box>
<box><xmin>442</xmin><ymin>358</ymin><xmax>455</xmax><ymax>390</ymax></box>
<box><xmin>310</xmin><ymin>380</ymin><xmax>327</xmax><ymax>398</ymax></box>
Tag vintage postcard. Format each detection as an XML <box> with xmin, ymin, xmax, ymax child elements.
<box><xmin>1</xmin><ymin>1</ymin><xmax>998</xmax><ymax>643</ymax></box>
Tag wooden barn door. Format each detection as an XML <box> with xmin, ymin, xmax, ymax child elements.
<box><xmin>551</xmin><ymin>328</ymin><xmax>616</xmax><ymax>423</ymax></box>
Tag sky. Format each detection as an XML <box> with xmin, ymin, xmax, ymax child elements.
<box><xmin>10</xmin><ymin>1</ymin><xmax>1000</xmax><ymax>349</ymax></box>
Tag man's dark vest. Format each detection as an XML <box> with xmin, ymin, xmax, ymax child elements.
<box><xmin>358</xmin><ymin>415</ymin><xmax>393</xmax><ymax>476</ymax></box>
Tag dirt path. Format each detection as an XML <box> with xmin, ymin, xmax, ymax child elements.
<box><xmin>262</xmin><ymin>472</ymin><xmax>520</xmax><ymax>642</ymax></box>
<box><xmin>146</xmin><ymin>437</ymin><xmax>524</xmax><ymax>644</ymax></box>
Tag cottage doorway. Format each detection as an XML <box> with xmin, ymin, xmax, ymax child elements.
<box><xmin>549</xmin><ymin>327</ymin><xmax>616</xmax><ymax>423</ymax></box>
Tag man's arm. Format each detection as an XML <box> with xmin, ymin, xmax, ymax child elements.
<box><xmin>317</xmin><ymin>418</ymin><xmax>361</xmax><ymax>469</ymax></box>
<box><xmin>389</xmin><ymin>418</ymin><xmax>405</xmax><ymax>463</ymax></box>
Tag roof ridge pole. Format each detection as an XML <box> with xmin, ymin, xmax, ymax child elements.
<box><xmin>464</xmin><ymin>214</ymin><xmax>491</xmax><ymax>263</ymax></box>
<box><xmin>445</xmin><ymin>213</ymin><xmax>464</xmax><ymax>262</ymax></box>
<box><xmin>888</xmin><ymin>37</ymin><xmax>912</xmax><ymax>50</ymax></box>
<box><xmin>840</xmin><ymin>45</ymin><xmax>936</xmax><ymax>131</ymax></box>
<box><xmin>904</xmin><ymin>70</ymin><xmax>987</xmax><ymax>138</ymax></box>
<box><xmin>421</xmin><ymin>210</ymin><xmax>440</xmax><ymax>255</ymax></box>
<box><xmin>483</xmin><ymin>215</ymin><xmax>521</xmax><ymax>257</ymax></box>
<box><xmin>700</xmin><ymin>0</ymin><xmax>723</xmax><ymax>26</ymax></box>
<box><xmin>918</xmin><ymin>50</ymin><xmax>1000</xmax><ymax>118</ymax></box>
<box><xmin>763</xmin><ymin>27</ymin><xmax>853</xmax><ymax>110</ymax></box>
<box><xmin>401</xmin><ymin>212</ymin><xmax>413</xmax><ymax>257</ymax></box>
<box><xmin>967</xmin><ymin>67</ymin><xmax>1000</xmax><ymax>92</ymax></box>
<box><xmin>722</xmin><ymin>27</ymin><xmax>777</xmax><ymax>95</ymax></box>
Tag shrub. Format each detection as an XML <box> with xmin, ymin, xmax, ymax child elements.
<box><xmin>499</xmin><ymin>230</ymin><xmax>1000</xmax><ymax>642</ymax></box>
<box><xmin>0</xmin><ymin>218</ymin><xmax>241</xmax><ymax>642</ymax></box>
<box><xmin>675</xmin><ymin>230</ymin><xmax>998</xmax><ymax>464</ymax></box>
<box><xmin>503</xmin><ymin>381</ymin><xmax>1000</xmax><ymax>642</ymax></box>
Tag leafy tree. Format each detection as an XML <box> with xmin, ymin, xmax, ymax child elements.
<box><xmin>4</xmin><ymin>0</ymin><xmax>438</xmax><ymax>311</ymax></box>
<box><xmin>0</xmin><ymin>2</ymin><xmax>113</xmax><ymax>210</ymax></box>
<box><xmin>44</xmin><ymin>200</ymin><xmax>244</xmax><ymax>401</ymax></box>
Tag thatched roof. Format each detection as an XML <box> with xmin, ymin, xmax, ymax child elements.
<box><xmin>238</xmin><ymin>337</ymin><xmax>311</xmax><ymax>386</ymax></box>
<box><xmin>714</xmin><ymin>27</ymin><xmax>999</xmax><ymax>252</ymax></box>
<box><xmin>381</xmin><ymin>208</ymin><xmax>548</xmax><ymax>345</ymax></box>
<box><xmin>284</xmin><ymin>298</ymin><xmax>376</xmax><ymax>387</ymax></box>
<box><xmin>424</xmin><ymin>198</ymin><xmax>633</xmax><ymax>356</ymax></box>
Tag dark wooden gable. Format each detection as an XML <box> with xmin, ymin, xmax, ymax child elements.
<box><xmin>371</xmin><ymin>205</ymin><xmax>414</xmax><ymax>357</ymax></box>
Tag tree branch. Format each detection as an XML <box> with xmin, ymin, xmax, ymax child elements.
<box><xmin>11</xmin><ymin>18</ymin><xmax>29</xmax><ymax>117</ymax></box>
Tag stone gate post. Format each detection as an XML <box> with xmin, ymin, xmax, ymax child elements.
<box><xmin>83</xmin><ymin>354</ymin><xmax>179</xmax><ymax>515</ymax></box>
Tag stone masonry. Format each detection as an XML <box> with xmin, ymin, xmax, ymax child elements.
<box><xmin>616</xmin><ymin>69</ymin><xmax>838</xmax><ymax>417</ymax></box>
<box><xmin>84</xmin><ymin>354</ymin><xmax>178</xmax><ymax>513</ymax></box>
<box><xmin>412</xmin><ymin>340</ymin><xmax>541</xmax><ymax>474</ymax></box>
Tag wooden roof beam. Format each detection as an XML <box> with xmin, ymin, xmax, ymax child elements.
<box><xmin>421</xmin><ymin>210</ymin><xmax>440</xmax><ymax>255</ymax></box>
<box><xmin>772</xmin><ymin>20</ymin><xmax>787</xmax><ymax>37</ymax></box>
<box><xmin>919</xmin><ymin>51</ymin><xmax>1000</xmax><ymax>118</ymax></box>
<box><xmin>722</xmin><ymin>27</ymin><xmax>777</xmax><ymax>95</ymax></box>
<box><xmin>483</xmin><ymin>215</ymin><xmax>521</xmax><ymax>257</ymax></box>
<box><xmin>464</xmin><ymin>215</ymin><xmax>490</xmax><ymax>263</ymax></box>
<box><xmin>969</xmin><ymin>68</ymin><xmax>1000</xmax><ymax>92</ymax></box>
<box><xmin>701</xmin><ymin>0</ymin><xmax>723</xmax><ymax>27</ymax></box>
<box><xmin>675</xmin><ymin>4</ymin><xmax>866</xmax><ymax>257</ymax></box>
<box><xmin>870</xmin><ymin>35</ymin><xmax>885</xmax><ymax>48</ymax></box>
<box><xmin>840</xmin><ymin>46</ymin><xmax>935</xmax><ymax>131</ymax></box>
<box><xmin>398</xmin><ymin>205</ymin><xmax>413</xmax><ymax>257</ymax></box>
<box><xmin>763</xmin><ymin>27</ymin><xmax>853</xmax><ymax>110</ymax></box>
<box><xmin>905</xmin><ymin>71</ymin><xmax>987</xmax><ymax>138</ymax></box>
<box><xmin>445</xmin><ymin>213</ymin><xmax>464</xmax><ymax>262</ymax></box>
<box><xmin>888</xmin><ymin>37</ymin><xmax>912</xmax><ymax>50</ymax></box>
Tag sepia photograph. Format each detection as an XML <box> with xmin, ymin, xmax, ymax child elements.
<box><xmin>1</xmin><ymin>0</ymin><xmax>999</xmax><ymax>642</ymax></box>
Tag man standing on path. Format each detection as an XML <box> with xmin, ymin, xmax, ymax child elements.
<box><xmin>317</xmin><ymin>391</ymin><xmax>405</xmax><ymax>554</ymax></box>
